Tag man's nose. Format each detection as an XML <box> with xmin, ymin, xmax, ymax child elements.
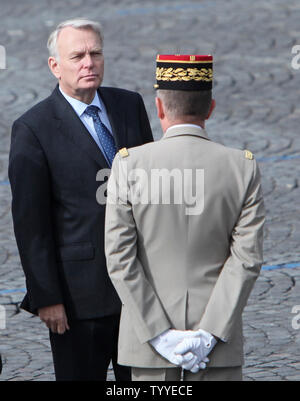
<box><xmin>83</xmin><ymin>53</ymin><xmax>93</xmax><ymax>68</ymax></box>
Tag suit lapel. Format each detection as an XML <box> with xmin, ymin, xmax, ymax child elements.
<box><xmin>98</xmin><ymin>87</ymin><xmax>128</xmax><ymax>150</ymax></box>
<box><xmin>50</xmin><ymin>85</ymin><xmax>110</xmax><ymax>169</ymax></box>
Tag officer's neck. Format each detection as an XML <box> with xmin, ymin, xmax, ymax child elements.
<box><xmin>161</xmin><ymin>117</ymin><xmax>205</xmax><ymax>133</ymax></box>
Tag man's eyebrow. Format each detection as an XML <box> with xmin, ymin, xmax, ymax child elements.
<box><xmin>89</xmin><ymin>47</ymin><xmax>103</xmax><ymax>53</ymax></box>
<box><xmin>69</xmin><ymin>49</ymin><xmax>84</xmax><ymax>56</ymax></box>
<box><xmin>69</xmin><ymin>47</ymin><xmax>102</xmax><ymax>56</ymax></box>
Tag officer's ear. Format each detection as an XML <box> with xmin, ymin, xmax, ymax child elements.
<box><xmin>155</xmin><ymin>96</ymin><xmax>165</xmax><ymax>120</ymax></box>
<box><xmin>206</xmin><ymin>99</ymin><xmax>216</xmax><ymax>120</ymax></box>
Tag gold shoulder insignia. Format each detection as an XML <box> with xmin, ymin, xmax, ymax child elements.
<box><xmin>244</xmin><ymin>150</ymin><xmax>254</xmax><ymax>160</ymax></box>
<box><xmin>119</xmin><ymin>147</ymin><xmax>129</xmax><ymax>158</ymax></box>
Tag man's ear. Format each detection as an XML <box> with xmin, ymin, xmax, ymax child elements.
<box><xmin>48</xmin><ymin>57</ymin><xmax>61</xmax><ymax>79</ymax></box>
<box><xmin>206</xmin><ymin>99</ymin><xmax>216</xmax><ymax>120</ymax></box>
<box><xmin>155</xmin><ymin>96</ymin><xmax>165</xmax><ymax>120</ymax></box>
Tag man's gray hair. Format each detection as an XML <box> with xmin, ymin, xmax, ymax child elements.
<box><xmin>157</xmin><ymin>89</ymin><xmax>212</xmax><ymax>120</ymax></box>
<box><xmin>47</xmin><ymin>18</ymin><xmax>103</xmax><ymax>59</ymax></box>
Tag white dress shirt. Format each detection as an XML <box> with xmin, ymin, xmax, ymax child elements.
<box><xmin>59</xmin><ymin>87</ymin><xmax>114</xmax><ymax>165</ymax></box>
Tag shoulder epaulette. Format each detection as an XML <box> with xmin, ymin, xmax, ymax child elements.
<box><xmin>119</xmin><ymin>148</ymin><xmax>129</xmax><ymax>158</ymax></box>
<box><xmin>244</xmin><ymin>150</ymin><xmax>254</xmax><ymax>160</ymax></box>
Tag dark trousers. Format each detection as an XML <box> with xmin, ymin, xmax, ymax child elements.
<box><xmin>49</xmin><ymin>314</ymin><xmax>131</xmax><ymax>381</ymax></box>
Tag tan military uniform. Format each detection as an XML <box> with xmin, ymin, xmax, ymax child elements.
<box><xmin>105</xmin><ymin>124</ymin><xmax>265</xmax><ymax>374</ymax></box>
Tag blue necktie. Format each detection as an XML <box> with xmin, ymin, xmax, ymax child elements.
<box><xmin>85</xmin><ymin>105</ymin><xmax>117</xmax><ymax>166</ymax></box>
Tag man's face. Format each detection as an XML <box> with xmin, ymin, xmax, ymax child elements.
<box><xmin>49</xmin><ymin>26</ymin><xmax>104</xmax><ymax>99</ymax></box>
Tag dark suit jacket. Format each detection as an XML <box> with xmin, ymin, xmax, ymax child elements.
<box><xmin>8</xmin><ymin>85</ymin><xmax>153</xmax><ymax>320</ymax></box>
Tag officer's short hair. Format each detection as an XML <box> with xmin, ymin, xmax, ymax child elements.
<box><xmin>157</xmin><ymin>89</ymin><xmax>212</xmax><ymax>120</ymax></box>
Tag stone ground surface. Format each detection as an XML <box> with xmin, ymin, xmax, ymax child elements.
<box><xmin>0</xmin><ymin>0</ymin><xmax>300</xmax><ymax>381</ymax></box>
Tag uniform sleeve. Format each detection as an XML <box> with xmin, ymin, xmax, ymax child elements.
<box><xmin>105</xmin><ymin>155</ymin><xmax>171</xmax><ymax>344</ymax></box>
<box><xmin>199</xmin><ymin>159</ymin><xmax>265</xmax><ymax>341</ymax></box>
<box><xmin>8</xmin><ymin>120</ymin><xmax>64</xmax><ymax>312</ymax></box>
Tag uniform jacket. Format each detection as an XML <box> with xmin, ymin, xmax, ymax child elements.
<box><xmin>8</xmin><ymin>85</ymin><xmax>153</xmax><ymax>320</ymax></box>
<box><xmin>105</xmin><ymin>124</ymin><xmax>265</xmax><ymax>367</ymax></box>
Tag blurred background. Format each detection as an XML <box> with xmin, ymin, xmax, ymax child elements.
<box><xmin>0</xmin><ymin>0</ymin><xmax>299</xmax><ymax>380</ymax></box>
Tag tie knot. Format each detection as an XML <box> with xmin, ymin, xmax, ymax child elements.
<box><xmin>85</xmin><ymin>105</ymin><xmax>100</xmax><ymax>119</ymax></box>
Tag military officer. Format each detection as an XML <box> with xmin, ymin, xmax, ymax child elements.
<box><xmin>105</xmin><ymin>54</ymin><xmax>265</xmax><ymax>381</ymax></box>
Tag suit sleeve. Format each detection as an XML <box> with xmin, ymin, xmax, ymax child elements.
<box><xmin>8</xmin><ymin>120</ymin><xmax>64</xmax><ymax>312</ymax></box>
<box><xmin>137</xmin><ymin>94</ymin><xmax>154</xmax><ymax>144</ymax></box>
<box><xmin>105</xmin><ymin>155</ymin><xmax>171</xmax><ymax>344</ymax></box>
<box><xmin>199</xmin><ymin>159</ymin><xmax>265</xmax><ymax>342</ymax></box>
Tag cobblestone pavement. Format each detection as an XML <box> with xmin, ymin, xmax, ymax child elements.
<box><xmin>0</xmin><ymin>0</ymin><xmax>299</xmax><ymax>381</ymax></box>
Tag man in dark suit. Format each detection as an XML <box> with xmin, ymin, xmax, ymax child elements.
<box><xmin>8</xmin><ymin>18</ymin><xmax>153</xmax><ymax>381</ymax></box>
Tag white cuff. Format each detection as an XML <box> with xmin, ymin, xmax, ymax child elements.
<box><xmin>198</xmin><ymin>329</ymin><xmax>217</xmax><ymax>349</ymax></box>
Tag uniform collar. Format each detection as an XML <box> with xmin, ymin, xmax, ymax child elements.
<box><xmin>162</xmin><ymin>124</ymin><xmax>209</xmax><ymax>141</ymax></box>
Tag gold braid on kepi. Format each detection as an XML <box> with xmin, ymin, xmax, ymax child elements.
<box><xmin>154</xmin><ymin>54</ymin><xmax>213</xmax><ymax>91</ymax></box>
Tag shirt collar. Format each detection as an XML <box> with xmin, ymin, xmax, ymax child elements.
<box><xmin>59</xmin><ymin>86</ymin><xmax>102</xmax><ymax>118</ymax></box>
<box><xmin>163</xmin><ymin>124</ymin><xmax>209</xmax><ymax>140</ymax></box>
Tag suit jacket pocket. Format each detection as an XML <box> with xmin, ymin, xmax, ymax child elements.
<box><xmin>56</xmin><ymin>242</ymin><xmax>95</xmax><ymax>262</ymax></box>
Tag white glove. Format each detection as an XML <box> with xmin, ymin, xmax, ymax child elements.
<box><xmin>181</xmin><ymin>354</ymin><xmax>209</xmax><ymax>372</ymax></box>
<box><xmin>174</xmin><ymin>329</ymin><xmax>217</xmax><ymax>373</ymax></box>
<box><xmin>149</xmin><ymin>329</ymin><xmax>208</xmax><ymax>368</ymax></box>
